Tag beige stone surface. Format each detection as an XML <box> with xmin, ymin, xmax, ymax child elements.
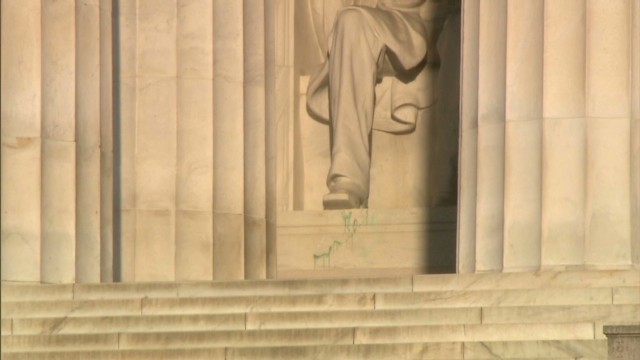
<box><xmin>2</xmin><ymin>299</ymin><xmax>141</xmax><ymax>318</ymax></box>
<box><xmin>413</xmin><ymin>269</ymin><xmax>640</xmax><ymax>291</ymax></box>
<box><xmin>481</xmin><ymin>305</ymin><xmax>640</xmax><ymax>326</ymax></box>
<box><xmin>377</xmin><ymin>288</ymin><xmax>613</xmax><ymax>309</ymax></box>
<box><xmin>2</xmin><ymin>349</ymin><xmax>226</xmax><ymax>360</ymax></box>
<box><xmin>585</xmin><ymin>117</ymin><xmax>632</xmax><ymax>266</ymax></box>
<box><xmin>541</xmin><ymin>117</ymin><xmax>585</xmax><ymax>267</ymax></box>
<box><xmin>277</xmin><ymin>208</ymin><xmax>456</xmax><ymax>278</ymax></box>
<box><xmin>135</xmin><ymin>210</ymin><xmax>175</xmax><ymax>282</ymax></box>
<box><xmin>41</xmin><ymin>140</ymin><xmax>76</xmax><ymax>283</ymax></box>
<box><xmin>463</xmin><ymin>340</ymin><xmax>606</xmax><ymax>359</ymax></box>
<box><xmin>246</xmin><ymin>308</ymin><xmax>480</xmax><ymax>330</ymax></box>
<box><xmin>142</xmin><ymin>293</ymin><xmax>374</xmax><ymax>315</ymax></box>
<box><xmin>175</xmin><ymin>210</ymin><xmax>213</xmax><ymax>281</ymax></box>
<box><xmin>2</xmin><ymin>333</ymin><xmax>119</xmax><ymax>352</ymax></box>
<box><xmin>135</xmin><ymin>77</ymin><xmax>177</xmax><ymax>210</ymax></box>
<box><xmin>11</xmin><ymin>314</ymin><xmax>245</xmax><ymax>335</ymax></box>
<box><xmin>1</xmin><ymin>319</ymin><xmax>12</xmax><ymax>336</ymax></box>
<box><xmin>119</xmin><ymin>328</ymin><xmax>354</xmax><ymax>349</ymax></box>
<box><xmin>137</xmin><ymin>0</ymin><xmax>177</xmax><ymax>77</ymax></box>
<box><xmin>176</xmin><ymin>276</ymin><xmax>411</xmax><ymax>297</ymax></box>
<box><xmin>613</xmin><ymin>287</ymin><xmax>640</xmax><ymax>304</ymax></box>
<box><xmin>227</xmin><ymin>343</ymin><xmax>463</xmax><ymax>360</ymax></box>
<box><xmin>1</xmin><ymin>283</ymin><xmax>73</xmax><ymax>302</ymax></box>
<box><xmin>42</xmin><ymin>0</ymin><xmax>75</xmax><ymax>142</ymax></box>
<box><xmin>213</xmin><ymin>213</ymin><xmax>244</xmax><ymax>280</ymax></box>
<box><xmin>1</xmin><ymin>138</ymin><xmax>42</xmax><ymax>282</ymax></box>
<box><xmin>1</xmin><ymin>0</ymin><xmax>42</xmax><ymax>138</ymax></box>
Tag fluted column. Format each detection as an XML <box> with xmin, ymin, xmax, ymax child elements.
<box><xmin>1</xmin><ymin>0</ymin><xmax>43</xmax><ymax>282</ymax></box>
<box><xmin>584</xmin><ymin>0</ymin><xmax>632</xmax><ymax>267</ymax></box>
<box><xmin>541</xmin><ymin>0</ymin><xmax>586</xmax><ymax>269</ymax></box>
<box><xmin>2</xmin><ymin>0</ymin><xmax>113</xmax><ymax>283</ymax></box>
<box><xmin>243</xmin><ymin>0</ymin><xmax>268</xmax><ymax>279</ymax></box>
<box><xmin>457</xmin><ymin>0</ymin><xmax>479</xmax><ymax>273</ymax></box>
<box><xmin>503</xmin><ymin>0</ymin><xmax>543</xmax><ymax>271</ymax></box>
<box><xmin>632</xmin><ymin>0</ymin><xmax>640</xmax><ymax>265</ymax></box>
<box><xmin>474</xmin><ymin>0</ymin><xmax>506</xmax><ymax>272</ymax></box>
<box><xmin>459</xmin><ymin>0</ymin><xmax>639</xmax><ymax>272</ymax></box>
<box><xmin>175</xmin><ymin>0</ymin><xmax>214</xmax><ymax>281</ymax></box>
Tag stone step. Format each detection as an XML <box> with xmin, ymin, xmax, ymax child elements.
<box><xmin>0</xmin><ymin>277</ymin><xmax>411</xmax><ymax>302</ymax></box>
<box><xmin>3</xmin><ymin>269</ymin><xmax>636</xmax><ymax>302</ymax></box>
<box><xmin>4</xmin><ymin>304</ymin><xmax>636</xmax><ymax>336</ymax></box>
<box><xmin>1</xmin><ymin>293</ymin><xmax>374</xmax><ymax>319</ymax></box>
<box><xmin>1</xmin><ymin>322</ymin><xmax>598</xmax><ymax>352</ymax></box>
<box><xmin>413</xmin><ymin>269</ymin><xmax>639</xmax><ymax>292</ymax></box>
<box><xmin>4</xmin><ymin>286</ymin><xmax>636</xmax><ymax>320</ymax></box>
<box><xmin>376</xmin><ymin>287</ymin><xmax>635</xmax><ymax>309</ymax></box>
<box><xmin>0</xmin><ymin>340</ymin><xmax>607</xmax><ymax>359</ymax></box>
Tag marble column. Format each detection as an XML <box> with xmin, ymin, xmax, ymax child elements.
<box><xmin>474</xmin><ymin>0</ymin><xmax>507</xmax><ymax>272</ymax></box>
<box><xmin>115</xmin><ymin>0</ymin><xmax>276</xmax><ymax>282</ymax></box>
<box><xmin>459</xmin><ymin>0</ymin><xmax>639</xmax><ymax>272</ymax></box>
<box><xmin>503</xmin><ymin>0</ymin><xmax>543</xmax><ymax>272</ymax></box>
<box><xmin>175</xmin><ymin>0</ymin><xmax>214</xmax><ymax>281</ymax></box>
<box><xmin>1</xmin><ymin>0</ymin><xmax>114</xmax><ymax>283</ymax></box>
<box><xmin>541</xmin><ymin>0</ymin><xmax>586</xmax><ymax>269</ymax></box>
<box><xmin>1</xmin><ymin>0</ymin><xmax>43</xmax><ymax>282</ymax></box>
<box><xmin>632</xmin><ymin>0</ymin><xmax>640</xmax><ymax>265</ymax></box>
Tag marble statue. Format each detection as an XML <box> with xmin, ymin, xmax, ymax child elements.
<box><xmin>306</xmin><ymin>0</ymin><xmax>440</xmax><ymax>209</ymax></box>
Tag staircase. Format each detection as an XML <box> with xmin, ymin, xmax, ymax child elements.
<box><xmin>2</xmin><ymin>269</ymin><xmax>638</xmax><ymax>359</ymax></box>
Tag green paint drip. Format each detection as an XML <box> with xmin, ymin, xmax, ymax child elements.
<box><xmin>313</xmin><ymin>210</ymin><xmax>372</xmax><ymax>269</ymax></box>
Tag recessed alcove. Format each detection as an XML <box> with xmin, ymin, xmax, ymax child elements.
<box><xmin>274</xmin><ymin>0</ymin><xmax>461</xmax><ymax>278</ymax></box>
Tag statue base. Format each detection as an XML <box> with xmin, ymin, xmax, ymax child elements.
<box><xmin>276</xmin><ymin>207</ymin><xmax>456</xmax><ymax>279</ymax></box>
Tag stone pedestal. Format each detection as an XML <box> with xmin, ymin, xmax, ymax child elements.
<box><xmin>276</xmin><ymin>207</ymin><xmax>456</xmax><ymax>279</ymax></box>
<box><xmin>604</xmin><ymin>325</ymin><xmax>640</xmax><ymax>360</ymax></box>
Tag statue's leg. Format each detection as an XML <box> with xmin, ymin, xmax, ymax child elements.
<box><xmin>325</xmin><ymin>7</ymin><xmax>385</xmax><ymax>209</ymax></box>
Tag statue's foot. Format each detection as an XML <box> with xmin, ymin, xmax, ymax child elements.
<box><xmin>323</xmin><ymin>191</ymin><xmax>363</xmax><ymax>210</ymax></box>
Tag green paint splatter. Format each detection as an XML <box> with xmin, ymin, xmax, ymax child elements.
<box><xmin>313</xmin><ymin>210</ymin><xmax>372</xmax><ymax>268</ymax></box>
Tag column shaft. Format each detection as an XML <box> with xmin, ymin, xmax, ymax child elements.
<box><xmin>134</xmin><ymin>0</ymin><xmax>178</xmax><ymax>281</ymax></box>
<box><xmin>457</xmin><ymin>0</ymin><xmax>479</xmax><ymax>273</ymax></box>
<box><xmin>76</xmin><ymin>0</ymin><xmax>102</xmax><ymax>283</ymax></box>
<box><xmin>1</xmin><ymin>0</ymin><xmax>43</xmax><ymax>281</ymax></box>
<box><xmin>541</xmin><ymin>0</ymin><xmax>587</xmax><ymax>269</ymax></box>
<box><xmin>116</xmin><ymin>0</ymin><xmax>138</xmax><ymax>282</ymax></box>
<box><xmin>176</xmin><ymin>0</ymin><xmax>214</xmax><ymax>281</ymax></box>
<box><xmin>99</xmin><ymin>0</ymin><xmax>114</xmax><ymax>282</ymax></box>
<box><xmin>632</xmin><ymin>0</ymin><xmax>640</xmax><ymax>265</ymax></box>
<box><xmin>585</xmin><ymin>0</ymin><xmax>632</xmax><ymax>266</ymax></box>
<box><xmin>213</xmin><ymin>0</ymin><xmax>245</xmax><ymax>280</ymax></box>
<box><xmin>243</xmin><ymin>0</ymin><xmax>267</xmax><ymax>279</ymax></box>
<box><xmin>475</xmin><ymin>0</ymin><xmax>507</xmax><ymax>272</ymax></box>
<box><xmin>503</xmin><ymin>0</ymin><xmax>543</xmax><ymax>271</ymax></box>
<box><xmin>41</xmin><ymin>0</ymin><xmax>77</xmax><ymax>283</ymax></box>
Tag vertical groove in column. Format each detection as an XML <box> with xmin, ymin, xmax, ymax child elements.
<box><xmin>457</xmin><ymin>0</ymin><xmax>479</xmax><ymax>274</ymax></box>
<box><xmin>541</xmin><ymin>0</ymin><xmax>586</xmax><ymax>269</ymax></box>
<box><xmin>243</xmin><ymin>0</ymin><xmax>267</xmax><ymax>279</ymax></box>
<box><xmin>503</xmin><ymin>0</ymin><xmax>543</xmax><ymax>272</ymax></box>
<box><xmin>99</xmin><ymin>0</ymin><xmax>114</xmax><ymax>282</ymax></box>
<box><xmin>475</xmin><ymin>0</ymin><xmax>507</xmax><ymax>272</ymax></box>
<box><xmin>41</xmin><ymin>0</ymin><xmax>77</xmax><ymax>283</ymax></box>
<box><xmin>175</xmin><ymin>0</ymin><xmax>214</xmax><ymax>281</ymax></box>
<box><xmin>265</xmin><ymin>0</ymin><xmax>278</xmax><ymax>278</ymax></box>
<box><xmin>631</xmin><ymin>0</ymin><xmax>640</xmax><ymax>265</ymax></box>
<box><xmin>1</xmin><ymin>0</ymin><xmax>43</xmax><ymax>281</ymax></box>
<box><xmin>76</xmin><ymin>0</ymin><xmax>102</xmax><ymax>283</ymax></box>
<box><xmin>585</xmin><ymin>0</ymin><xmax>632</xmax><ymax>266</ymax></box>
<box><xmin>213</xmin><ymin>0</ymin><xmax>245</xmax><ymax>280</ymax></box>
<box><xmin>117</xmin><ymin>0</ymin><xmax>137</xmax><ymax>282</ymax></box>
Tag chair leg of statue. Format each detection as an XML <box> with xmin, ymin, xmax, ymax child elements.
<box><xmin>323</xmin><ymin>9</ymin><xmax>384</xmax><ymax>210</ymax></box>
